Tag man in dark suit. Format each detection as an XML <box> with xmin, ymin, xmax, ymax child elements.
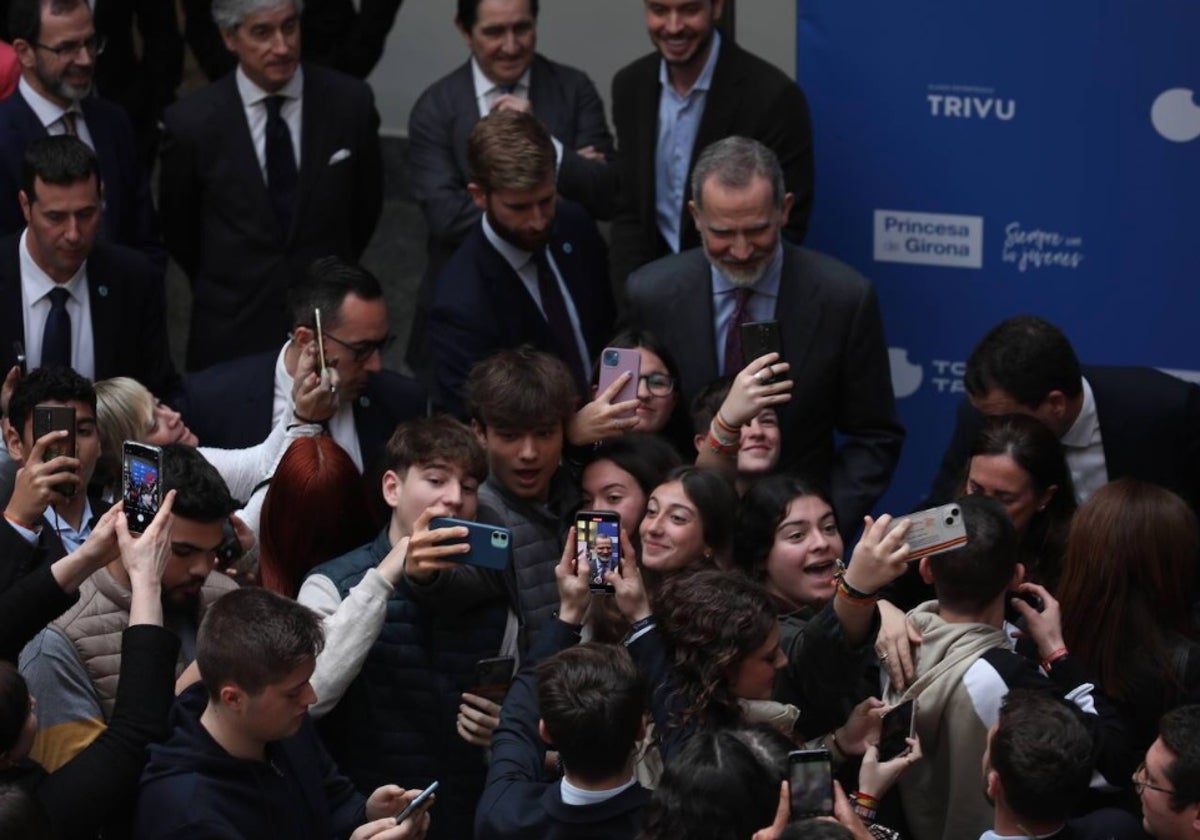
<box><xmin>405</xmin><ymin>0</ymin><xmax>615</xmax><ymax>374</ymax></box>
<box><xmin>0</xmin><ymin>136</ymin><xmax>175</xmax><ymax>398</ymax></box>
<box><xmin>0</xmin><ymin>0</ymin><xmax>162</xmax><ymax>268</ymax></box>
<box><xmin>159</xmin><ymin>0</ymin><xmax>382</xmax><ymax>371</ymax></box>
<box><xmin>610</xmin><ymin>0</ymin><xmax>814</xmax><ymax>294</ymax></box>
<box><xmin>175</xmin><ymin>257</ymin><xmax>427</xmax><ymax>475</ymax></box>
<box><xmin>626</xmin><ymin>137</ymin><xmax>902</xmax><ymax>536</ymax></box>
<box><xmin>427</xmin><ymin>108</ymin><xmax>614</xmax><ymax>416</ymax></box>
<box><xmin>925</xmin><ymin>315</ymin><xmax>1200</xmax><ymax>513</ymax></box>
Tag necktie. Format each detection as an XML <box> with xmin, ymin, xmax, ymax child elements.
<box><xmin>533</xmin><ymin>249</ymin><xmax>588</xmax><ymax>391</ymax></box>
<box><xmin>264</xmin><ymin>95</ymin><xmax>298</xmax><ymax>232</ymax></box>
<box><xmin>61</xmin><ymin>111</ymin><xmax>77</xmax><ymax>136</ymax></box>
<box><xmin>722</xmin><ymin>288</ymin><xmax>753</xmax><ymax>374</ymax></box>
<box><xmin>41</xmin><ymin>287</ymin><xmax>72</xmax><ymax>369</ymax></box>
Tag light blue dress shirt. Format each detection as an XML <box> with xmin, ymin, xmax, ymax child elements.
<box><xmin>655</xmin><ymin>31</ymin><xmax>722</xmax><ymax>253</ymax></box>
<box><xmin>710</xmin><ymin>244</ymin><xmax>783</xmax><ymax>375</ymax></box>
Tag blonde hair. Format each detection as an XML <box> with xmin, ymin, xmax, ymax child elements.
<box><xmin>94</xmin><ymin>377</ymin><xmax>155</xmax><ymax>488</ymax></box>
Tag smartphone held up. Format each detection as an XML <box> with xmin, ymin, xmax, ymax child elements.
<box><xmin>122</xmin><ymin>442</ymin><xmax>163</xmax><ymax>534</ymax></box>
<box><xmin>576</xmin><ymin>510</ymin><xmax>620</xmax><ymax>593</ymax></box>
<box><xmin>33</xmin><ymin>404</ymin><xmax>76</xmax><ymax>498</ymax></box>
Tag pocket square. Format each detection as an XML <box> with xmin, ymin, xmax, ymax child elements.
<box><xmin>328</xmin><ymin>148</ymin><xmax>352</xmax><ymax>165</ymax></box>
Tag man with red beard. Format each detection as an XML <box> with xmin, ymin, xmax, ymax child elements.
<box><xmin>426</xmin><ymin>108</ymin><xmax>614</xmax><ymax>417</ymax></box>
<box><xmin>626</xmin><ymin>137</ymin><xmax>902</xmax><ymax>540</ymax></box>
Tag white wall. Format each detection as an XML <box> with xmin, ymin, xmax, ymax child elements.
<box><xmin>367</xmin><ymin>0</ymin><xmax>798</xmax><ymax>136</ymax></box>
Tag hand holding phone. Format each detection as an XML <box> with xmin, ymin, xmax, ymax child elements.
<box><xmin>889</xmin><ymin>503</ymin><xmax>967</xmax><ymax>561</ymax></box>
<box><xmin>740</xmin><ymin>321</ymin><xmax>783</xmax><ymax>380</ymax></box>
<box><xmin>33</xmin><ymin>405</ymin><xmax>78</xmax><ymax>498</ymax></box>
<box><xmin>395</xmin><ymin>781</ymin><xmax>438</xmax><ymax>823</ymax></box>
<box><xmin>877</xmin><ymin>699</ymin><xmax>918</xmax><ymax>762</ymax></box>
<box><xmin>429</xmin><ymin>517</ymin><xmax>511</xmax><ymax>570</ymax></box>
<box><xmin>597</xmin><ymin>347</ymin><xmax>640</xmax><ymax>419</ymax></box>
<box><xmin>576</xmin><ymin>510</ymin><xmax>621</xmax><ymax>593</ymax></box>
<box><xmin>122</xmin><ymin>442</ymin><xmax>163</xmax><ymax>534</ymax></box>
<box><xmin>313</xmin><ymin>307</ymin><xmax>328</xmax><ymax>376</ymax></box>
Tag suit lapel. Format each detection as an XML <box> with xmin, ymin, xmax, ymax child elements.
<box><xmin>0</xmin><ymin>236</ymin><xmax>24</xmax><ymax>369</ymax></box>
<box><xmin>673</xmin><ymin>251</ymin><xmax>719</xmax><ymax>394</ymax></box>
<box><xmin>775</xmin><ymin>245</ymin><xmax>824</xmax><ymax>423</ymax></box>
<box><xmin>635</xmin><ymin>59</ymin><xmax>661</xmax><ymax>222</ymax></box>
<box><xmin>85</xmin><ymin>246</ymin><xmax>117</xmax><ymax>378</ymax></box>
<box><xmin>293</xmin><ymin>66</ymin><xmax>324</xmax><ymax>242</ymax></box>
<box><xmin>450</xmin><ymin>62</ymin><xmax>481</xmax><ymax>180</ymax></box>
<box><xmin>78</xmin><ymin>100</ymin><xmax>118</xmax><ymax>211</ymax></box>
<box><xmin>688</xmin><ymin>41</ymin><xmax>742</xmax><ymax>214</ymax></box>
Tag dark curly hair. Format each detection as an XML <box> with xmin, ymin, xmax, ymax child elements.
<box><xmin>657</xmin><ymin>569</ymin><xmax>778</xmax><ymax>730</ymax></box>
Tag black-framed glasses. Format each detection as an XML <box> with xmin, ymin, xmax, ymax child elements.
<box><xmin>35</xmin><ymin>34</ymin><xmax>107</xmax><ymax>58</ymax></box>
<box><xmin>1133</xmin><ymin>761</ymin><xmax>1175</xmax><ymax>796</ymax></box>
<box><xmin>321</xmin><ymin>329</ymin><xmax>395</xmax><ymax>363</ymax></box>
<box><xmin>640</xmin><ymin>373</ymin><xmax>675</xmax><ymax>397</ymax></box>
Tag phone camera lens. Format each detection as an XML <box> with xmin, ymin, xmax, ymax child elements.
<box><xmin>949</xmin><ymin>507</ymin><xmax>959</xmax><ymax>517</ymax></box>
<box><xmin>602</xmin><ymin>350</ymin><xmax>619</xmax><ymax>366</ymax></box>
<box><xmin>945</xmin><ymin>517</ymin><xmax>955</xmax><ymax>526</ymax></box>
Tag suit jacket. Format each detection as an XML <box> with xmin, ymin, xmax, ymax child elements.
<box><xmin>173</xmin><ymin>349</ymin><xmax>430</xmax><ymax>474</ymax></box>
<box><xmin>409</xmin><ymin>53</ymin><xmax>617</xmax><ymax>271</ymax></box>
<box><xmin>926</xmin><ymin>365</ymin><xmax>1200</xmax><ymax>514</ymax></box>
<box><xmin>609</xmin><ymin>40</ymin><xmax>814</xmax><ymax>295</ymax></box>
<box><xmin>0</xmin><ymin>233</ymin><xmax>177</xmax><ymax>397</ymax></box>
<box><xmin>0</xmin><ymin>89</ymin><xmax>163</xmax><ymax>267</ymax></box>
<box><xmin>182</xmin><ymin>0</ymin><xmax>405</xmax><ymax>82</ymax></box>
<box><xmin>0</xmin><ymin>496</ymin><xmax>112</xmax><ymax>595</ymax></box>
<box><xmin>159</xmin><ymin>64</ymin><xmax>382</xmax><ymax>371</ymax></box>
<box><xmin>427</xmin><ymin>199</ymin><xmax>615</xmax><ymax>417</ymax></box>
<box><xmin>626</xmin><ymin>244</ymin><xmax>903</xmax><ymax>536</ymax></box>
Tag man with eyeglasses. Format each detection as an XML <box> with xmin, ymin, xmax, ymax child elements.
<box><xmin>1137</xmin><ymin>706</ymin><xmax>1200</xmax><ymax>840</ymax></box>
<box><xmin>159</xmin><ymin>0</ymin><xmax>383</xmax><ymax>371</ymax></box>
<box><xmin>175</xmin><ymin>257</ymin><xmax>428</xmax><ymax>475</ymax></box>
<box><xmin>0</xmin><ymin>0</ymin><xmax>163</xmax><ymax>269</ymax></box>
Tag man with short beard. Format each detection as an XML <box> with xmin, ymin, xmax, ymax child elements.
<box><xmin>18</xmin><ymin>444</ymin><xmax>238</xmax><ymax>772</ymax></box>
<box><xmin>626</xmin><ymin>136</ymin><xmax>902</xmax><ymax>536</ymax></box>
<box><xmin>0</xmin><ymin>0</ymin><xmax>162</xmax><ymax>268</ymax></box>
<box><xmin>426</xmin><ymin>108</ymin><xmax>614</xmax><ymax>416</ymax></box>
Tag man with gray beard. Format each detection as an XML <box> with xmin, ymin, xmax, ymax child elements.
<box><xmin>625</xmin><ymin>136</ymin><xmax>902</xmax><ymax>535</ymax></box>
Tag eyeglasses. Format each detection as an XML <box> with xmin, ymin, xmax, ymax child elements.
<box><xmin>1134</xmin><ymin>761</ymin><xmax>1175</xmax><ymax>796</ymax></box>
<box><xmin>321</xmin><ymin>329</ymin><xmax>395</xmax><ymax>363</ymax></box>
<box><xmin>640</xmin><ymin>373</ymin><xmax>675</xmax><ymax>397</ymax></box>
<box><xmin>35</xmin><ymin>34</ymin><xmax>107</xmax><ymax>58</ymax></box>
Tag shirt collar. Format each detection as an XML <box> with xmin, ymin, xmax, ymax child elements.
<box><xmin>235</xmin><ymin>64</ymin><xmax>304</xmax><ymax>108</ymax></box>
<box><xmin>471</xmin><ymin>56</ymin><xmax>531</xmax><ymax>102</ymax></box>
<box><xmin>481</xmin><ymin>212</ymin><xmax>534</xmax><ymax>274</ymax></box>
<box><xmin>559</xmin><ymin>775</ymin><xmax>637</xmax><ymax>807</ymax></box>
<box><xmin>19</xmin><ymin>76</ymin><xmax>80</xmax><ymax>129</ymax></box>
<box><xmin>20</xmin><ymin>228</ymin><xmax>87</xmax><ymax>301</ymax></box>
<box><xmin>658</xmin><ymin>29</ymin><xmax>721</xmax><ymax>97</ymax></box>
<box><xmin>1059</xmin><ymin>375</ymin><xmax>1098</xmax><ymax>448</ymax></box>
<box><xmin>709</xmin><ymin>242</ymin><xmax>783</xmax><ymax>300</ymax></box>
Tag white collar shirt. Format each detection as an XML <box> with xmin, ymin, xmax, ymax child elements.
<box><xmin>19</xmin><ymin>228</ymin><xmax>94</xmax><ymax>379</ymax></box>
<box><xmin>235</xmin><ymin>65</ymin><xmax>304</xmax><ymax>180</ymax></box>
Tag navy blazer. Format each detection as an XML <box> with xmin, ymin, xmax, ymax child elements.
<box><xmin>925</xmin><ymin>365</ymin><xmax>1200</xmax><ymax>514</ymax></box>
<box><xmin>427</xmin><ymin>199</ymin><xmax>615</xmax><ymax>416</ymax></box>
<box><xmin>0</xmin><ymin>232</ymin><xmax>177</xmax><ymax>397</ymax></box>
<box><xmin>173</xmin><ymin>349</ymin><xmax>430</xmax><ymax>474</ymax></box>
<box><xmin>159</xmin><ymin>64</ymin><xmax>382</xmax><ymax>370</ymax></box>
<box><xmin>609</xmin><ymin>40</ymin><xmax>814</xmax><ymax>294</ymax></box>
<box><xmin>0</xmin><ymin>90</ymin><xmax>163</xmax><ymax>268</ymax></box>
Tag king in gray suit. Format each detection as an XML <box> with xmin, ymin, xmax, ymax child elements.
<box><xmin>626</xmin><ymin>137</ymin><xmax>904</xmax><ymax>537</ymax></box>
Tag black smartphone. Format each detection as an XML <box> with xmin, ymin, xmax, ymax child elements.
<box><xmin>429</xmin><ymin>517</ymin><xmax>512</xmax><ymax>570</ymax></box>
<box><xmin>575</xmin><ymin>510</ymin><xmax>620</xmax><ymax>593</ymax></box>
<box><xmin>216</xmin><ymin>518</ymin><xmax>245</xmax><ymax>568</ymax></box>
<box><xmin>878</xmin><ymin>698</ymin><xmax>918</xmax><ymax>762</ymax></box>
<box><xmin>33</xmin><ymin>404</ymin><xmax>76</xmax><ymax>498</ymax></box>
<box><xmin>740</xmin><ymin>320</ymin><xmax>783</xmax><ymax>378</ymax></box>
<box><xmin>122</xmin><ymin>441</ymin><xmax>163</xmax><ymax>534</ymax></box>
<box><xmin>471</xmin><ymin>656</ymin><xmax>516</xmax><ymax>703</ymax></box>
<box><xmin>788</xmin><ymin>749</ymin><xmax>834</xmax><ymax>819</ymax></box>
<box><xmin>395</xmin><ymin>780</ymin><xmax>438</xmax><ymax>823</ymax></box>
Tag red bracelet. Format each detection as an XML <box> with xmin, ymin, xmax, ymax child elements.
<box><xmin>4</xmin><ymin>511</ymin><xmax>34</xmax><ymax>530</ymax></box>
<box><xmin>1041</xmin><ymin>647</ymin><xmax>1069</xmax><ymax>670</ymax></box>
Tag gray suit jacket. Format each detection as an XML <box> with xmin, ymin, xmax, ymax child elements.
<box><xmin>408</xmin><ymin>53</ymin><xmax>616</xmax><ymax>269</ymax></box>
<box><xmin>626</xmin><ymin>244</ymin><xmax>904</xmax><ymax>534</ymax></box>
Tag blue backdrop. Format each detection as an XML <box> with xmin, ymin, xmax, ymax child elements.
<box><xmin>796</xmin><ymin>1</ymin><xmax>1200</xmax><ymax>514</ymax></box>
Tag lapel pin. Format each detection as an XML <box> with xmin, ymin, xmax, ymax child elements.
<box><xmin>359</xmin><ymin>396</ymin><xmax>371</xmax><ymax>408</ymax></box>
<box><xmin>97</xmin><ymin>285</ymin><xmax>108</xmax><ymax>297</ymax></box>
<box><xmin>562</xmin><ymin>242</ymin><xmax>573</xmax><ymax>255</ymax></box>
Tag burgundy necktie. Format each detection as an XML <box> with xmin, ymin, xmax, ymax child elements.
<box><xmin>722</xmin><ymin>288</ymin><xmax>753</xmax><ymax>375</ymax></box>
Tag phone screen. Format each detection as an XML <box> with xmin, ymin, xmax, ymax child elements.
<box><xmin>788</xmin><ymin>750</ymin><xmax>833</xmax><ymax>819</ymax></box>
<box><xmin>123</xmin><ymin>444</ymin><xmax>162</xmax><ymax>533</ymax></box>
<box><xmin>576</xmin><ymin>511</ymin><xmax>620</xmax><ymax>593</ymax></box>
<box><xmin>877</xmin><ymin>700</ymin><xmax>916</xmax><ymax>761</ymax></box>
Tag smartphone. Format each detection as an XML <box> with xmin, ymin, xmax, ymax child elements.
<box><xmin>576</xmin><ymin>510</ymin><xmax>620</xmax><ymax>593</ymax></box>
<box><xmin>788</xmin><ymin>749</ymin><xmax>834</xmax><ymax>819</ymax></box>
<box><xmin>430</xmin><ymin>517</ymin><xmax>512</xmax><ymax>571</ymax></box>
<box><xmin>33</xmin><ymin>404</ymin><xmax>76</xmax><ymax>498</ymax></box>
<box><xmin>740</xmin><ymin>320</ymin><xmax>783</xmax><ymax>378</ymax></box>
<box><xmin>891</xmin><ymin>502</ymin><xmax>967</xmax><ymax>561</ymax></box>
<box><xmin>122</xmin><ymin>442</ymin><xmax>163</xmax><ymax>534</ymax></box>
<box><xmin>878</xmin><ymin>698</ymin><xmax>918</xmax><ymax>762</ymax></box>
<box><xmin>395</xmin><ymin>780</ymin><xmax>439</xmax><ymax>823</ymax></box>
<box><xmin>471</xmin><ymin>656</ymin><xmax>516</xmax><ymax>703</ymax></box>
<box><xmin>313</xmin><ymin>307</ymin><xmax>328</xmax><ymax>375</ymax></box>
<box><xmin>597</xmin><ymin>347</ymin><xmax>640</xmax><ymax>418</ymax></box>
<box><xmin>216</xmin><ymin>518</ymin><xmax>245</xmax><ymax>568</ymax></box>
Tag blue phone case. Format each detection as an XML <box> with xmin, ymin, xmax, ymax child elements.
<box><xmin>430</xmin><ymin>517</ymin><xmax>512</xmax><ymax>571</ymax></box>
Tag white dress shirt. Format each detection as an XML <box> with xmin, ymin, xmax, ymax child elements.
<box><xmin>1060</xmin><ymin>376</ymin><xmax>1108</xmax><ymax>502</ymax></box>
<box><xmin>235</xmin><ymin>66</ymin><xmax>304</xmax><ymax>180</ymax></box>
<box><xmin>18</xmin><ymin>77</ymin><xmax>94</xmax><ymax>149</ymax></box>
<box><xmin>19</xmin><ymin>229</ymin><xmax>95</xmax><ymax>379</ymax></box>
<box><xmin>271</xmin><ymin>342</ymin><xmax>363</xmax><ymax>471</ymax></box>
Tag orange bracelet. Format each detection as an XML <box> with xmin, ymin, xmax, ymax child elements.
<box><xmin>4</xmin><ymin>511</ymin><xmax>34</xmax><ymax>530</ymax></box>
<box><xmin>1041</xmin><ymin>647</ymin><xmax>1069</xmax><ymax>670</ymax></box>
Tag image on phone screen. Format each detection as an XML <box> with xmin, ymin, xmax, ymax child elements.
<box><xmin>789</xmin><ymin>752</ymin><xmax>833</xmax><ymax>818</ymax></box>
<box><xmin>123</xmin><ymin>452</ymin><xmax>161</xmax><ymax>530</ymax></box>
<box><xmin>576</xmin><ymin>512</ymin><xmax>620</xmax><ymax>591</ymax></box>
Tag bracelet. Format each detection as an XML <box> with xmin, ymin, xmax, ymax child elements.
<box><xmin>292</xmin><ymin>411</ymin><xmax>322</xmax><ymax>425</ymax></box>
<box><xmin>705</xmin><ymin>429</ymin><xmax>739</xmax><ymax>457</ymax></box>
<box><xmin>852</xmin><ymin>800</ymin><xmax>878</xmax><ymax>821</ymax></box>
<box><xmin>1041</xmin><ymin>647</ymin><xmax>1070</xmax><ymax>670</ymax></box>
<box><xmin>836</xmin><ymin>582</ymin><xmax>879</xmax><ymax>606</ymax></box>
<box><xmin>708</xmin><ymin>417</ymin><xmax>738</xmax><ymax>447</ymax></box>
<box><xmin>853</xmin><ymin>791</ymin><xmax>879</xmax><ymax>809</ymax></box>
<box><xmin>4</xmin><ymin>511</ymin><xmax>34</xmax><ymax>530</ymax></box>
<box><xmin>834</xmin><ymin>559</ymin><xmax>878</xmax><ymax>600</ymax></box>
<box><xmin>713</xmin><ymin>411</ymin><xmax>740</xmax><ymax>436</ymax></box>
